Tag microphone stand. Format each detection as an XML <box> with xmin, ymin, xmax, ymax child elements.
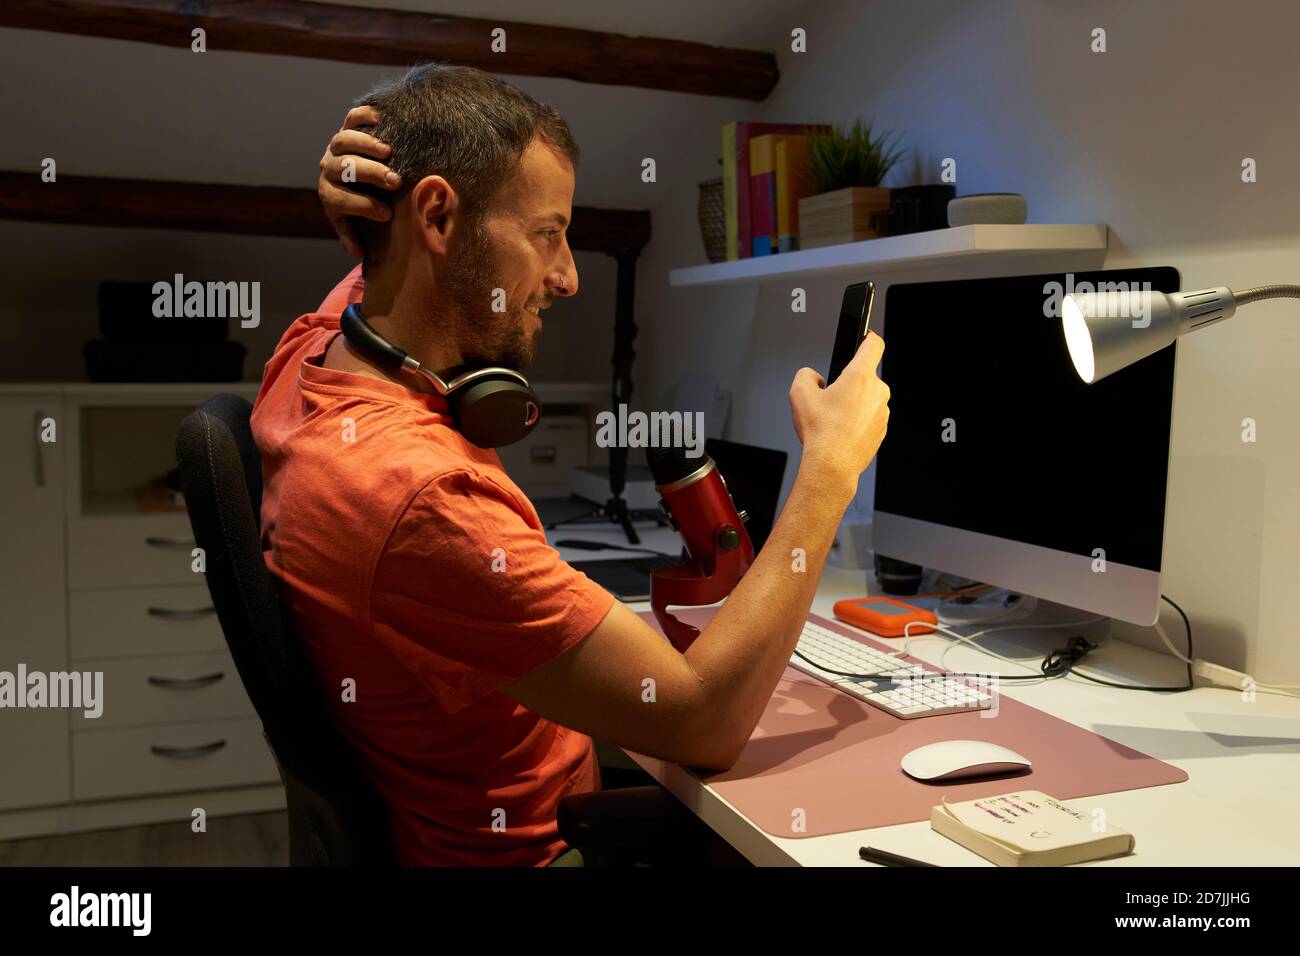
<box><xmin>605</xmin><ymin>247</ymin><xmax>642</xmax><ymax>545</ymax></box>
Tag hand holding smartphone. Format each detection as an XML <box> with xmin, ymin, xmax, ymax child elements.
<box><xmin>787</xmin><ymin>278</ymin><xmax>890</xmax><ymax>484</ymax></box>
<box><xmin>827</xmin><ymin>281</ymin><xmax>876</xmax><ymax>385</ymax></box>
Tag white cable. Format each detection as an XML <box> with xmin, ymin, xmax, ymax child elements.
<box><xmin>939</xmin><ymin>618</ymin><xmax>1109</xmax><ymax>677</ymax></box>
<box><xmin>1153</xmin><ymin>619</ymin><xmax>1194</xmax><ymax>664</ymax></box>
<box><xmin>890</xmin><ymin>595</ymin><xmax>1299</xmax><ymax>696</ymax></box>
<box><xmin>889</xmin><ymin>617</ymin><xmax>1105</xmax><ymax>682</ymax></box>
<box><xmin>928</xmin><ymin>619</ymin><xmax>1172</xmax><ymax>693</ymax></box>
<box><xmin>896</xmin><ymin>616</ymin><xmax>1106</xmax><ymax>662</ymax></box>
<box><xmin>932</xmin><ymin>627</ymin><xmax>1049</xmax><ymax>681</ymax></box>
<box><xmin>1157</xmin><ymin>612</ymin><xmax>1299</xmax><ymax>692</ymax></box>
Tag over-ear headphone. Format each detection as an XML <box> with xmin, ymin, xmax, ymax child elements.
<box><xmin>339</xmin><ymin>303</ymin><xmax>541</xmax><ymax>448</ymax></box>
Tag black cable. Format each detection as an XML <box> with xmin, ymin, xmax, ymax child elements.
<box><xmin>795</xmin><ymin>594</ymin><xmax>1079</xmax><ymax>683</ymax></box>
<box><xmin>1039</xmin><ymin>635</ymin><xmax>1094</xmax><ymax>677</ymax></box>
<box><xmin>790</xmin><ymin>647</ymin><xmax>1052</xmax><ymax>683</ymax></box>
<box><xmin>1067</xmin><ymin>594</ymin><xmax>1194</xmax><ymax>693</ymax></box>
<box><xmin>797</xmin><ymin>593</ymin><xmax>1196</xmax><ymax>692</ymax></box>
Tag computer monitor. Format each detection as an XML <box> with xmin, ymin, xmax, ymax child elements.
<box><xmin>872</xmin><ymin>267</ymin><xmax>1179</xmax><ymax>625</ymax></box>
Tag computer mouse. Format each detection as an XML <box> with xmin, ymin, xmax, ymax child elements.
<box><xmin>900</xmin><ymin>740</ymin><xmax>1032</xmax><ymax>782</ymax></box>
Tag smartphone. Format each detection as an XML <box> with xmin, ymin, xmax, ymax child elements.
<box><xmin>827</xmin><ymin>281</ymin><xmax>875</xmax><ymax>385</ymax></box>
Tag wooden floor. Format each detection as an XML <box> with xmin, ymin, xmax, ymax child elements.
<box><xmin>0</xmin><ymin>811</ymin><xmax>289</xmax><ymax>866</ymax></box>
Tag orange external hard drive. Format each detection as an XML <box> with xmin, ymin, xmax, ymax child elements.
<box><xmin>832</xmin><ymin>596</ymin><xmax>938</xmax><ymax>638</ymax></box>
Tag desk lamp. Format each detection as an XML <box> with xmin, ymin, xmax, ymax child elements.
<box><xmin>1062</xmin><ymin>283</ymin><xmax>1299</xmax><ymax>383</ymax></box>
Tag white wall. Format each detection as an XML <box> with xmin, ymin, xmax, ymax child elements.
<box><xmin>0</xmin><ymin>0</ymin><xmax>776</xmax><ymax>382</ymax></box>
<box><xmin>637</xmin><ymin>0</ymin><xmax>1300</xmax><ymax>680</ymax></box>
<box><xmin>4</xmin><ymin>0</ymin><xmax>1296</xmax><ymax>679</ymax></box>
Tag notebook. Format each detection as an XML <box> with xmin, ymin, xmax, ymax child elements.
<box><xmin>931</xmin><ymin>790</ymin><xmax>1135</xmax><ymax>866</ymax></box>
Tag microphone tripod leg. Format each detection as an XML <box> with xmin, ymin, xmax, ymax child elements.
<box><xmin>604</xmin><ymin>494</ymin><xmax>641</xmax><ymax>546</ymax></box>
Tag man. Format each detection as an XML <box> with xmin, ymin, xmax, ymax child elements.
<box><xmin>254</xmin><ymin>63</ymin><xmax>890</xmax><ymax>866</ymax></box>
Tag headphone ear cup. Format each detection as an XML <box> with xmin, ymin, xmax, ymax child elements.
<box><xmin>450</xmin><ymin>378</ymin><xmax>541</xmax><ymax>448</ymax></box>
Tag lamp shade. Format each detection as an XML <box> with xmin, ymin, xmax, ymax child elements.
<box><xmin>1062</xmin><ymin>286</ymin><xmax>1235</xmax><ymax>383</ymax></box>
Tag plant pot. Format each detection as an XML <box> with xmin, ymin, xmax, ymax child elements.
<box><xmin>797</xmin><ymin>186</ymin><xmax>892</xmax><ymax>249</ymax></box>
<box><xmin>890</xmin><ymin>184</ymin><xmax>957</xmax><ymax>234</ymax></box>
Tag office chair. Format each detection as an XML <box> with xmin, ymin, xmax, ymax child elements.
<box><xmin>176</xmin><ymin>394</ymin><xmax>715</xmax><ymax>867</ymax></box>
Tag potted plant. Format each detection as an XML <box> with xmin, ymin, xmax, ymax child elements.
<box><xmin>798</xmin><ymin>118</ymin><xmax>906</xmax><ymax>249</ymax></box>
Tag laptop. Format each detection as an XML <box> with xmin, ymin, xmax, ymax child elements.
<box><xmin>573</xmin><ymin>438</ymin><xmax>788</xmax><ymax>601</ymax></box>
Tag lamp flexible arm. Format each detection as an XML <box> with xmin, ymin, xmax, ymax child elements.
<box><xmin>1233</xmin><ymin>284</ymin><xmax>1300</xmax><ymax>306</ymax></box>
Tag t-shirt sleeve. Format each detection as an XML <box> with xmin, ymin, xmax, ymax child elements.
<box><xmin>317</xmin><ymin>264</ymin><xmax>365</xmax><ymax>314</ymax></box>
<box><xmin>369</xmin><ymin>469</ymin><xmax>616</xmax><ymax>714</ymax></box>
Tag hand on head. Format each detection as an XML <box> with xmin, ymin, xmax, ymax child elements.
<box><xmin>317</xmin><ymin>106</ymin><xmax>401</xmax><ymax>258</ymax></box>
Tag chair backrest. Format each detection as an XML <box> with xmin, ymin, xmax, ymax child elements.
<box><xmin>175</xmin><ymin>394</ymin><xmax>391</xmax><ymax>865</ymax></box>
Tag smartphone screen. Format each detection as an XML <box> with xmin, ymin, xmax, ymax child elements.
<box><xmin>827</xmin><ymin>281</ymin><xmax>876</xmax><ymax>385</ymax></box>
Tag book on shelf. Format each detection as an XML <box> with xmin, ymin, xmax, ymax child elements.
<box><xmin>721</xmin><ymin>121</ymin><xmax>830</xmax><ymax>261</ymax></box>
<box><xmin>722</xmin><ymin>123</ymin><xmax>739</xmax><ymax>261</ymax></box>
<box><xmin>749</xmin><ymin>133</ymin><xmax>779</xmax><ymax>257</ymax></box>
<box><xmin>775</xmin><ymin>134</ymin><xmax>817</xmax><ymax>253</ymax></box>
<box><xmin>931</xmin><ymin>790</ymin><xmax>1135</xmax><ymax>867</ymax></box>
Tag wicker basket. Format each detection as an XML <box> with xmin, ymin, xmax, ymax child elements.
<box><xmin>697</xmin><ymin>177</ymin><xmax>726</xmax><ymax>263</ymax></box>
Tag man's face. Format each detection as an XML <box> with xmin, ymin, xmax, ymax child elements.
<box><xmin>442</xmin><ymin>138</ymin><xmax>579</xmax><ymax>371</ymax></box>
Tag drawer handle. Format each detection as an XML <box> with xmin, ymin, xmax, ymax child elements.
<box><xmin>146</xmin><ymin>605</ymin><xmax>216</xmax><ymax>621</ymax></box>
<box><xmin>150</xmin><ymin>740</ymin><xmax>227</xmax><ymax>759</ymax></box>
<box><xmin>145</xmin><ymin>536</ymin><xmax>197</xmax><ymax>549</ymax></box>
<box><xmin>147</xmin><ymin>671</ymin><xmax>225</xmax><ymax>690</ymax></box>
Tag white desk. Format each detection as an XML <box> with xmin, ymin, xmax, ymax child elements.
<box><xmin>549</xmin><ymin>523</ymin><xmax>1300</xmax><ymax>867</ymax></box>
<box><xmin>548</xmin><ymin>516</ymin><xmax>678</xmax><ymax>565</ymax></box>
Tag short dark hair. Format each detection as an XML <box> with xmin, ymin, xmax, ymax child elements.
<box><xmin>350</xmin><ymin>62</ymin><xmax>580</xmax><ymax>269</ymax></box>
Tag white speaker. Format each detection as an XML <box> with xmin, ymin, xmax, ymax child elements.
<box><xmin>946</xmin><ymin>192</ymin><xmax>1028</xmax><ymax>227</ymax></box>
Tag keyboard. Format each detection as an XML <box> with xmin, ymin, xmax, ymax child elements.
<box><xmin>790</xmin><ymin>620</ymin><xmax>995</xmax><ymax>719</ymax></box>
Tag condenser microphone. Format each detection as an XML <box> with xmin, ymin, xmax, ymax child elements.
<box><xmin>645</xmin><ymin>446</ymin><xmax>755</xmax><ymax>652</ymax></box>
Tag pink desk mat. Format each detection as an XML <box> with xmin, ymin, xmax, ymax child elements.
<box><xmin>638</xmin><ymin>608</ymin><xmax>1188</xmax><ymax>839</ymax></box>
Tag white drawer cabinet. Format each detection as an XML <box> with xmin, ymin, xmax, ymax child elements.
<box><xmin>72</xmin><ymin>651</ymin><xmax>255</xmax><ymax>729</ymax></box>
<box><xmin>70</xmin><ymin>585</ymin><xmax>223</xmax><ymax>660</ymax></box>
<box><xmin>0</xmin><ymin>384</ymin><xmax>282</xmax><ymax>834</ymax></box>
<box><xmin>73</xmin><ymin>717</ymin><xmax>279</xmax><ymax>801</ymax></box>
<box><xmin>0</xmin><ymin>393</ymin><xmax>72</xmax><ymax>811</ymax></box>
<box><xmin>67</xmin><ymin>515</ymin><xmax>200</xmax><ymax>590</ymax></box>
<box><xmin>495</xmin><ymin>413</ymin><xmax>590</xmax><ymax>497</ymax></box>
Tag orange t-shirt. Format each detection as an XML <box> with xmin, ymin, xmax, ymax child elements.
<box><xmin>250</xmin><ymin>265</ymin><xmax>615</xmax><ymax>866</ymax></box>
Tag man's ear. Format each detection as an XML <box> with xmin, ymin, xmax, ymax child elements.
<box><xmin>410</xmin><ymin>174</ymin><xmax>459</xmax><ymax>257</ymax></box>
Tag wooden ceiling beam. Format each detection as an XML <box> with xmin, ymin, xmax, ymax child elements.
<box><xmin>0</xmin><ymin>0</ymin><xmax>779</xmax><ymax>100</ymax></box>
<box><xmin>0</xmin><ymin>171</ymin><xmax>652</xmax><ymax>254</ymax></box>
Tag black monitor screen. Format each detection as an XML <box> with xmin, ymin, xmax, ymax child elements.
<box><xmin>874</xmin><ymin>268</ymin><xmax>1178</xmax><ymax>572</ymax></box>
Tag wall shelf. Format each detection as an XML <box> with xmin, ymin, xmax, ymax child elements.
<box><xmin>669</xmin><ymin>224</ymin><xmax>1109</xmax><ymax>287</ymax></box>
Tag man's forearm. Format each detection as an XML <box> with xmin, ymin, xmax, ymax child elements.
<box><xmin>682</xmin><ymin>455</ymin><xmax>856</xmax><ymax>762</ymax></box>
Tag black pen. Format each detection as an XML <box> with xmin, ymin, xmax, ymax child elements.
<box><xmin>859</xmin><ymin>845</ymin><xmax>938</xmax><ymax>867</ymax></box>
